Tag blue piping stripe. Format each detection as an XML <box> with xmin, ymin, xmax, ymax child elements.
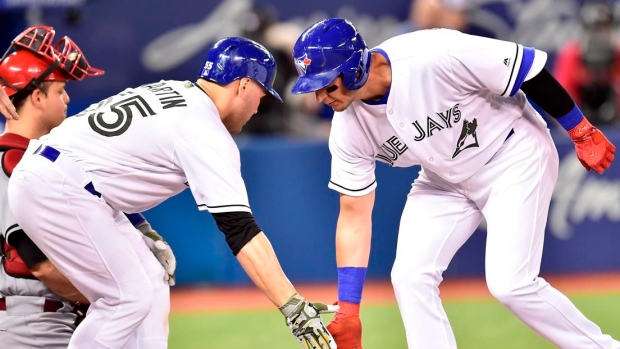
<box><xmin>363</xmin><ymin>49</ymin><xmax>391</xmax><ymax>105</ymax></box>
<box><xmin>509</xmin><ymin>46</ymin><xmax>535</xmax><ymax>97</ymax></box>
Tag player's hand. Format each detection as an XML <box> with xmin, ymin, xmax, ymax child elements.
<box><xmin>0</xmin><ymin>88</ymin><xmax>18</xmax><ymax>120</ymax></box>
<box><xmin>279</xmin><ymin>293</ymin><xmax>338</xmax><ymax>349</ymax></box>
<box><xmin>327</xmin><ymin>301</ymin><xmax>363</xmax><ymax>349</ymax></box>
<box><xmin>138</xmin><ymin>223</ymin><xmax>176</xmax><ymax>286</ymax></box>
<box><xmin>568</xmin><ymin>118</ymin><xmax>616</xmax><ymax>174</ymax></box>
<box><xmin>71</xmin><ymin>302</ymin><xmax>90</xmax><ymax>327</ymax></box>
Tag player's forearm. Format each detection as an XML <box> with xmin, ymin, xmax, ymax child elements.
<box><xmin>335</xmin><ymin>218</ymin><xmax>372</xmax><ymax>267</ymax></box>
<box><xmin>335</xmin><ymin>192</ymin><xmax>375</xmax><ymax>307</ymax></box>
<box><xmin>336</xmin><ymin>191</ymin><xmax>375</xmax><ymax>267</ymax></box>
<box><xmin>30</xmin><ymin>260</ymin><xmax>89</xmax><ymax>304</ymax></box>
<box><xmin>236</xmin><ymin>232</ymin><xmax>296</xmax><ymax>307</ymax></box>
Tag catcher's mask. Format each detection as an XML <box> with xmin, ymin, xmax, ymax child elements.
<box><xmin>0</xmin><ymin>26</ymin><xmax>105</xmax><ymax>105</ymax></box>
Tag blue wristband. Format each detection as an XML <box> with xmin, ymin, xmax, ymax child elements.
<box><xmin>338</xmin><ymin>267</ymin><xmax>367</xmax><ymax>304</ymax></box>
<box><xmin>556</xmin><ymin>104</ymin><xmax>584</xmax><ymax>131</ymax></box>
<box><xmin>125</xmin><ymin>213</ymin><xmax>147</xmax><ymax>228</ymax></box>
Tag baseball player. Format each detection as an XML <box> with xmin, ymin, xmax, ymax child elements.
<box><xmin>7</xmin><ymin>36</ymin><xmax>336</xmax><ymax>349</ymax></box>
<box><xmin>291</xmin><ymin>18</ymin><xmax>617</xmax><ymax>349</ymax></box>
<box><xmin>0</xmin><ymin>26</ymin><xmax>177</xmax><ymax>348</ymax></box>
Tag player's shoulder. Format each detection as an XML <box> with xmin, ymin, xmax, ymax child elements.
<box><xmin>158</xmin><ymin>79</ymin><xmax>195</xmax><ymax>90</ymax></box>
<box><xmin>135</xmin><ymin>79</ymin><xmax>191</xmax><ymax>95</ymax></box>
<box><xmin>157</xmin><ymin>79</ymin><xmax>213</xmax><ymax>105</ymax></box>
<box><xmin>0</xmin><ymin>133</ymin><xmax>29</xmax><ymax>177</ymax></box>
<box><xmin>377</xmin><ymin>29</ymin><xmax>453</xmax><ymax>49</ymax></box>
<box><xmin>375</xmin><ymin>29</ymin><xmax>453</xmax><ymax>63</ymax></box>
<box><xmin>329</xmin><ymin>112</ymin><xmax>376</xmax><ymax>160</ymax></box>
<box><xmin>330</xmin><ymin>109</ymin><xmax>366</xmax><ymax>143</ymax></box>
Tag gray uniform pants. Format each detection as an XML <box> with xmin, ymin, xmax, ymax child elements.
<box><xmin>0</xmin><ymin>296</ymin><xmax>76</xmax><ymax>349</ymax></box>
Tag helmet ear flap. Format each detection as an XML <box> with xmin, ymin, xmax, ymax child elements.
<box><xmin>341</xmin><ymin>47</ymin><xmax>371</xmax><ymax>91</ymax></box>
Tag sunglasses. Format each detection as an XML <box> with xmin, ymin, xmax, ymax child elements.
<box><xmin>326</xmin><ymin>85</ymin><xmax>338</xmax><ymax>93</ymax></box>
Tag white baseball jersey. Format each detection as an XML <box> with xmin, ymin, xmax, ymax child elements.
<box><xmin>41</xmin><ymin>80</ymin><xmax>250</xmax><ymax>214</ymax></box>
<box><xmin>328</xmin><ymin>29</ymin><xmax>548</xmax><ymax>196</ymax></box>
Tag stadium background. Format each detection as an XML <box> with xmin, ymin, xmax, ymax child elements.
<box><xmin>1</xmin><ymin>1</ymin><xmax>619</xmax><ymax>348</ymax></box>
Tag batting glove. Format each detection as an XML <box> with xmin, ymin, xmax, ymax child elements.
<box><xmin>279</xmin><ymin>293</ymin><xmax>338</xmax><ymax>349</ymax></box>
<box><xmin>327</xmin><ymin>301</ymin><xmax>363</xmax><ymax>349</ymax></box>
<box><xmin>138</xmin><ymin>223</ymin><xmax>176</xmax><ymax>286</ymax></box>
<box><xmin>568</xmin><ymin>118</ymin><xmax>616</xmax><ymax>174</ymax></box>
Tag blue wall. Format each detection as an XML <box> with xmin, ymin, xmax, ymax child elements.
<box><xmin>143</xmin><ymin>129</ymin><xmax>620</xmax><ymax>286</ymax></box>
<box><xmin>0</xmin><ymin>0</ymin><xmax>604</xmax><ymax>116</ymax></box>
<box><xmin>1</xmin><ymin>0</ymin><xmax>618</xmax><ymax>285</ymax></box>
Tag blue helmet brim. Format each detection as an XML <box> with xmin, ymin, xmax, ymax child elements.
<box><xmin>291</xmin><ymin>70</ymin><xmax>340</xmax><ymax>94</ymax></box>
<box><xmin>265</xmin><ymin>84</ymin><xmax>282</xmax><ymax>102</ymax></box>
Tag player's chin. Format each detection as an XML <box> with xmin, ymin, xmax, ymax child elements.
<box><xmin>331</xmin><ymin>103</ymin><xmax>349</xmax><ymax>112</ymax></box>
<box><xmin>230</xmin><ymin>126</ymin><xmax>244</xmax><ymax>134</ymax></box>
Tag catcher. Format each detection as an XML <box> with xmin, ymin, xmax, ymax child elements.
<box><xmin>0</xmin><ymin>26</ymin><xmax>176</xmax><ymax>348</ymax></box>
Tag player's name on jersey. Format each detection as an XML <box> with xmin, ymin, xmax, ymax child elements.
<box><xmin>411</xmin><ymin>103</ymin><xmax>462</xmax><ymax>141</ymax></box>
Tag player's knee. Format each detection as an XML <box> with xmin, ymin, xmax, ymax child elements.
<box><xmin>122</xmin><ymin>283</ymin><xmax>156</xmax><ymax>318</ymax></box>
<box><xmin>486</xmin><ymin>278</ymin><xmax>524</xmax><ymax>306</ymax></box>
<box><xmin>391</xmin><ymin>265</ymin><xmax>440</xmax><ymax>291</ymax></box>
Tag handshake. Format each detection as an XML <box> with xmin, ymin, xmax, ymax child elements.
<box><xmin>280</xmin><ymin>294</ymin><xmax>363</xmax><ymax>349</ymax></box>
<box><xmin>280</xmin><ymin>293</ymin><xmax>338</xmax><ymax>349</ymax></box>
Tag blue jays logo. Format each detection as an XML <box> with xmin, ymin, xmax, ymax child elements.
<box><xmin>452</xmin><ymin>118</ymin><xmax>479</xmax><ymax>158</ymax></box>
<box><xmin>294</xmin><ymin>53</ymin><xmax>312</xmax><ymax>75</ymax></box>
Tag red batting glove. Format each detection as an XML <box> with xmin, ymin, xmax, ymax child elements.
<box><xmin>567</xmin><ymin>118</ymin><xmax>616</xmax><ymax>174</ymax></box>
<box><xmin>326</xmin><ymin>301</ymin><xmax>363</xmax><ymax>349</ymax></box>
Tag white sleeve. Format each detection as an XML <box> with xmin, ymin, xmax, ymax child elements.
<box><xmin>525</xmin><ymin>50</ymin><xmax>547</xmax><ymax>81</ymax></box>
<box><xmin>327</xmin><ymin>115</ymin><xmax>377</xmax><ymax>197</ymax></box>
<box><xmin>447</xmin><ymin>31</ymin><xmax>548</xmax><ymax>97</ymax></box>
<box><xmin>173</xmin><ymin>135</ymin><xmax>251</xmax><ymax>214</ymax></box>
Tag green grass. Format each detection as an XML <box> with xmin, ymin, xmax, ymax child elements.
<box><xmin>169</xmin><ymin>294</ymin><xmax>620</xmax><ymax>348</ymax></box>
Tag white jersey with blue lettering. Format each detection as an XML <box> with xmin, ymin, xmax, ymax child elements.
<box><xmin>326</xmin><ymin>28</ymin><xmax>620</xmax><ymax>349</ymax></box>
<box><xmin>41</xmin><ymin>80</ymin><xmax>250</xmax><ymax>214</ymax></box>
<box><xmin>328</xmin><ymin>29</ymin><xmax>548</xmax><ymax>195</ymax></box>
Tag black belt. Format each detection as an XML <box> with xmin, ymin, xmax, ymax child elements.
<box><xmin>0</xmin><ymin>297</ymin><xmax>64</xmax><ymax>312</ymax></box>
<box><xmin>33</xmin><ymin>145</ymin><xmax>102</xmax><ymax>198</ymax></box>
<box><xmin>505</xmin><ymin>129</ymin><xmax>515</xmax><ymax>142</ymax></box>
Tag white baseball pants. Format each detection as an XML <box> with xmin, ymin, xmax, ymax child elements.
<box><xmin>8</xmin><ymin>141</ymin><xmax>170</xmax><ymax>349</ymax></box>
<box><xmin>391</xmin><ymin>117</ymin><xmax>620</xmax><ymax>349</ymax></box>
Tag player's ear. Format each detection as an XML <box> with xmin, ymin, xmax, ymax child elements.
<box><xmin>236</xmin><ymin>78</ymin><xmax>252</xmax><ymax>98</ymax></box>
<box><xmin>241</xmin><ymin>78</ymin><xmax>250</xmax><ymax>90</ymax></box>
<box><xmin>235</xmin><ymin>79</ymin><xmax>243</xmax><ymax>95</ymax></box>
<box><xmin>30</xmin><ymin>89</ymin><xmax>44</xmax><ymax>108</ymax></box>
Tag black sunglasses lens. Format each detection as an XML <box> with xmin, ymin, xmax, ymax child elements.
<box><xmin>326</xmin><ymin>85</ymin><xmax>338</xmax><ymax>93</ymax></box>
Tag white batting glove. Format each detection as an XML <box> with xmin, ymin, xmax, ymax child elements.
<box><xmin>138</xmin><ymin>223</ymin><xmax>176</xmax><ymax>286</ymax></box>
<box><xmin>279</xmin><ymin>293</ymin><xmax>338</xmax><ymax>349</ymax></box>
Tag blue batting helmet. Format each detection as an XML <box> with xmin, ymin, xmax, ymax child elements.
<box><xmin>199</xmin><ymin>37</ymin><xmax>282</xmax><ymax>102</ymax></box>
<box><xmin>291</xmin><ymin>18</ymin><xmax>371</xmax><ymax>94</ymax></box>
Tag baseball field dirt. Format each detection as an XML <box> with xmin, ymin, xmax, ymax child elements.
<box><xmin>170</xmin><ymin>272</ymin><xmax>620</xmax><ymax>312</ymax></box>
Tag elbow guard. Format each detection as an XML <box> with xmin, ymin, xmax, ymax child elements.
<box><xmin>211</xmin><ymin>211</ymin><xmax>262</xmax><ymax>255</ymax></box>
<box><xmin>3</xmin><ymin>230</ymin><xmax>47</xmax><ymax>279</ymax></box>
